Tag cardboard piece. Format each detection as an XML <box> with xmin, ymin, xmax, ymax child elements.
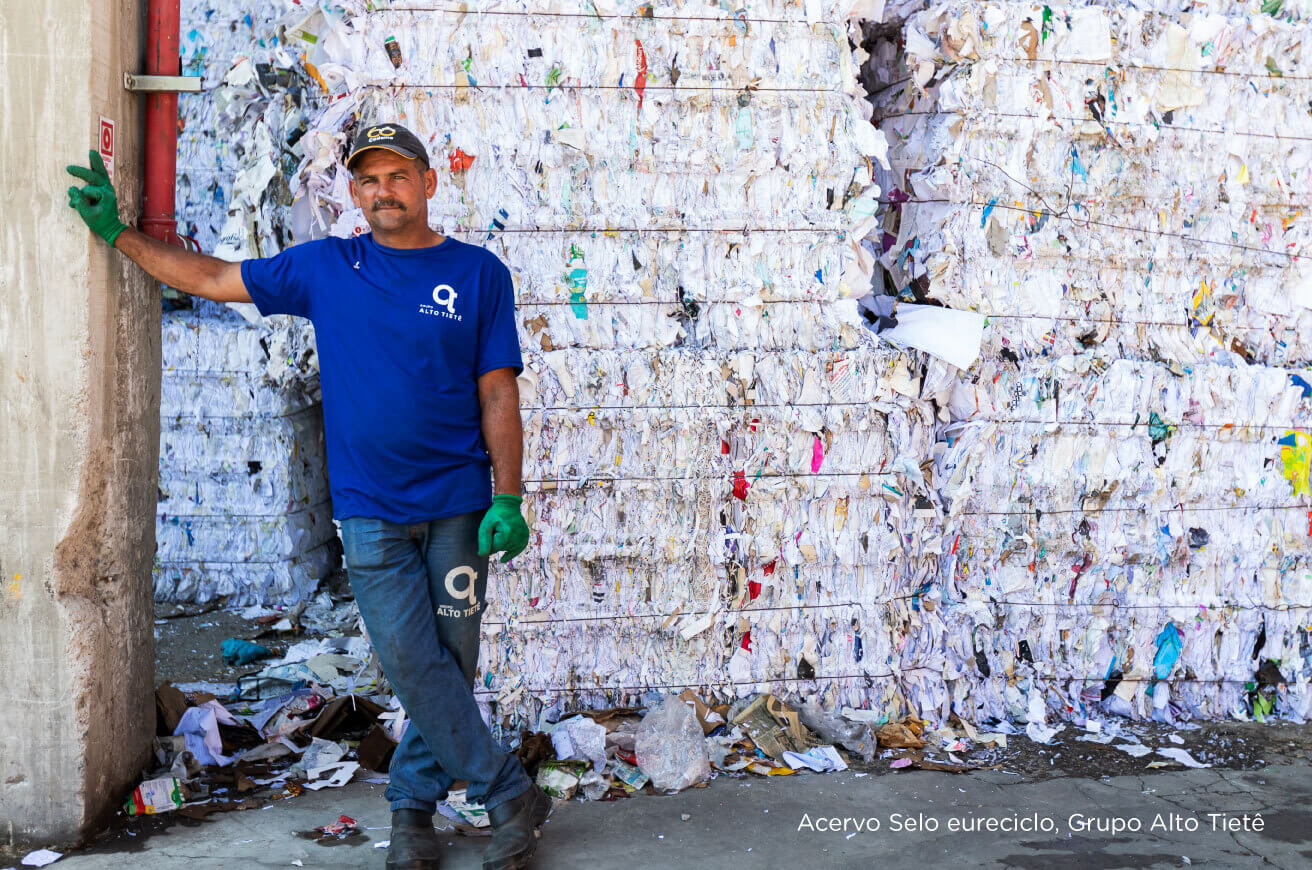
<box><xmin>357</xmin><ymin>724</ymin><xmax>397</xmax><ymax>773</ymax></box>
<box><xmin>576</xmin><ymin>706</ymin><xmax>644</xmax><ymax>729</ymax></box>
<box><xmin>678</xmin><ymin>691</ymin><xmax>726</xmax><ymax>735</ymax></box>
<box><xmin>889</xmin><ymin>750</ymin><xmax>998</xmax><ymax>774</ymax></box>
<box><xmin>877</xmin><ymin>719</ymin><xmax>927</xmax><ymax>750</ymax></box>
<box><xmin>307</xmin><ymin>694</ymin><xmax>386</xmax><ymax>739</ymax></box>
<box><xmin>732</xmin><ymin>695</ymin><xmax>805</xmax><ymax>761</ymax></box>
<box><xmin>156</xmin><ymin>684</ymin><xmax>190</xmax><ymax>735</ymax></box>
<box><xmin>764</xmin><ymin>695</ymin><xmax>808</xmax><ymax>745</ymax></box>
<box><xmin>513</xmin><ymin>730</ymin><xmax>556</xmax><ymax>779</ymax></box>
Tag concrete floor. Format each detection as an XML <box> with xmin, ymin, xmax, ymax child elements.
<box><xmin>44</xmin><ymin>762</ymin><xmax>1312</xmax><ymax>869</ymax></box>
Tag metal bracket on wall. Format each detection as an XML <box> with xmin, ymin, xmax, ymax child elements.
<box><xmin>123</xmin><ymin>73</ymin><xmax>203</xmax><ymax>92</ymax></box>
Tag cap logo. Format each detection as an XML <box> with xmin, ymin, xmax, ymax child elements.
<box><xmin>367</xmin><ymin>126</ymin><xmax>396</xmax><ymax>140</ymax></box>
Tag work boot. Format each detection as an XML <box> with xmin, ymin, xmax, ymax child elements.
<box><xmin>387</xmin><ymin>808</ymin><xmax>443</xmax><ymax>870</ymax></box>
<box><xmin>481</xmin><ymin>784</ymin><xmax>552</xmax><ymax>870</ymax></box>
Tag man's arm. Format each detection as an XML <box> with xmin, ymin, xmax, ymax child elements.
<box><xmin>66</xmin><ymin>151</ymin><xmax>250</xmax><ymax>303</ymax></box>
<box><xmin>476</xmin><ymin>367</ymin><xmax>531</xmax><ymax>562</ymax></box>
<box><xmin>478</xmin><ymin>367</ymin><xmax>522</xmax><ymax>495</ymax></box>
<box><xmin>114</xmin><ymin>229</ymin><xmax>251</xmax><ymax>303</ymax></box>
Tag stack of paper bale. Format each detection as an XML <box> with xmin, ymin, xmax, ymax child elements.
<box><xmin>286</xmin><ymin>0</ymin><xmax>938</xmax><ymax>724</ymax></box>
<box><xmin>156</xmin><ymin>304</ymin><xmax>340</xmax><ymax>605</ymax></box>
<box><xmin>157</xmin><ymin>0</ymin><xmax>339</xmax><ymax>606</ymax></box>
<box><xmin>162</xmin><ymin>0</ymin><xmax>1312</xmax><ymax>729</ymax></box>
<box><xmin>871</xmin><ymin>1</ymin><xmax>1312</xmax><ymax>724</ymax></box>
<box><xmin>176</xmin><ymin>0</ymin><xmax>327</xmax><ymax>255</ymax></box>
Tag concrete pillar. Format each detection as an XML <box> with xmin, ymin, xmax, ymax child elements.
<box><xmin>0</xmin><ymin>0</ymin><xmax>159</xmax><ymax>848</ymax></box>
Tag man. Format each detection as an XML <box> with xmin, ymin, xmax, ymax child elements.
<box><xmin>66</xmin><ymin>123</ymin><xmax>550</xmax><ymax>870</ymax></box>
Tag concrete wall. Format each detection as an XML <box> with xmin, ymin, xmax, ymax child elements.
<box><xmin>0</xmin><ymin>0</ymin><xmax>158</xmax><ymax>848</ymax></box>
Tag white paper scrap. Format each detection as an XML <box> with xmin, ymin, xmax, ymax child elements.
<box><xmin>881</xmin><ymin>304</ymin><xmax>986</xmax><ymax>370</ymax></box>
<box><xmin>782</xmin><ymin>745</ymin><xmax>849</xmax><ymax>773</ymax></box>
<box><xmin>304</xmin><ymin>761</ymin><xmax>361</xmax><ymax>790</ymax></box>
<box><xmin>1156</xmin><ymin>748</ymin><xmax>1211</xmax><ymax>769</ymax></box>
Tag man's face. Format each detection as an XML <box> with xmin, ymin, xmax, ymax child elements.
<box><xmin>348</xmin><ymin>149</ymin><xmax>437</xmax><ymax>233</ymax></box>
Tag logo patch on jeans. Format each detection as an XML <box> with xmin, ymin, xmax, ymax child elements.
<box><xmin>437</xmin><ymin>565</ymin><xmax>481</xmax><ymax>617</ymax></box>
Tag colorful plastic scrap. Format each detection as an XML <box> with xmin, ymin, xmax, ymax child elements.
<box><xmin>1279</xmin><ymin>430</ymin><xmax>1311</xmax><ymax>497</ymax></box>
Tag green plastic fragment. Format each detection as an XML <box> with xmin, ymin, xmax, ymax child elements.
<box><xmin>1148</xmin><ymin>412</ymin><xmax>1174</xmax><ymax>444</ymax></box>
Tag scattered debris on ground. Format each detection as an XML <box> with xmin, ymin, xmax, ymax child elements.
<box><xmin>26</xmin><ymin>596</ymin><xmax>1301</xmax><ymax>866</ymax></box>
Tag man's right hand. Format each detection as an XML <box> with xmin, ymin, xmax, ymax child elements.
<box><xmin>66</xmin><ymin>150</ymin><xmax>128</xmax><ymax>246</ymax></box>
<box><xmin>63</xmin><ymin>150</ymin><xmax>251</xmax><ymax>304</ymax></box>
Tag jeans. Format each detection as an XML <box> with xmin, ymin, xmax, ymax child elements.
<box><xmin>340</xmin><ymin>511</ymin><xmax>531</xmax><ymax>813</ymax></box>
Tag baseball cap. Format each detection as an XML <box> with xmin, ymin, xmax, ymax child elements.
<box><xmin>346</xmin><ymin>122</ymin><xmax>430</xmax><ymax>170</ymax></box>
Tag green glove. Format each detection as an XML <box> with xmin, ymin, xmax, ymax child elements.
<box><xmin>65</xmin><ymin>150</ymin><xmax>128</xmax><ymax>246</ymax></box>
<box><xmin>478</xmin><ymin>494</ymin><xmax>530</xmax><ymax>563</ymax></box>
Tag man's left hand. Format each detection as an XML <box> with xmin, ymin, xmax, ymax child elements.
<box><xmin>478</xmin><ymin>494</ymin><xmax>530</xmax><ymax>562</ymax></box>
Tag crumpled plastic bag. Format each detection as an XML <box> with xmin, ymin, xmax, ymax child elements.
<box><xmin>634</xmin><ymin>695</ymin><xmax>711</xmax><ymax>792</ymax></box>
<box><xmin>221</xmin><ymin>637</ymin><xmax>273</xmax><ymax>667</ymax></box>
<box><xmin>1153</xmin><ymin>623</ymin><xmax>1183</xmax><ymax>680</ymax></box>
<box><xmin>797</xmin><ymin>697</ymin><xmax>877</xmax><ymax>762</ymax></box>
<box><xmin>550</xmin><ymin>715</ymin><xmax>607</xmax><ymax>773</ymax></box>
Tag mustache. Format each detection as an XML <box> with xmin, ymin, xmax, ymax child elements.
<box><xmin>372</xmin><ymin>199</ymin><xmax>405</xmax><ymax>210</ymax></box>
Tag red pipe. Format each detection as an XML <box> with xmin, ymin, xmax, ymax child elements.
<box><xmin>141</xmin><ymin>0</ymin><xmax>181</xmax><ymax>245</ymax></box>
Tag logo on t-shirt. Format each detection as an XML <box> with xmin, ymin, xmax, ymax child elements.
<box><xmin>418</xmin><ymin>283</ymin><xmax>462</xmax><ymax>321</ymax></box>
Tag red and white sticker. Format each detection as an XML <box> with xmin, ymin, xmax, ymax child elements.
<box><xmin>98</xmin><ymin>116</ymin><xmax>115</xmax><ymax>181</ymax></box>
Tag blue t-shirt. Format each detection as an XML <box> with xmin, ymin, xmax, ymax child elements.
<box><xmin>241</xmin><ymin>234</ymin><xmax>523</xmax><ymax>523</ymax></box>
